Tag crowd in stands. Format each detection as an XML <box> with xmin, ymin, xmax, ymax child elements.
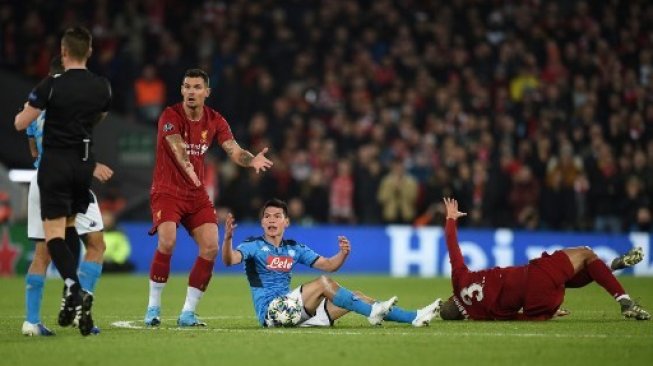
<box><xmin>3</xmin><ymin>0</ymin><xmax>653</xmax><ymax>232</ymax></box>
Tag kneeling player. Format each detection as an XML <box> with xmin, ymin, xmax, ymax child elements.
<box><xmin>222</xmin><ymin>199</ymin><xmax>441</xmax><ymax>327</ymax></box>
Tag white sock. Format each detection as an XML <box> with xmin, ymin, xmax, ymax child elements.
<box><xmin>615</xmin><ymin>294</ymin><xmax>631</xmax><ymax>302</ymax></box>
<box><xmin>181</xmin><ymin>287</ymin><xmax>204</xmax><ymax>313</ymax></box>
<box><xmin>148</xmin><ymin>280</ymin><xmax>166</xmax><ymax>308</ymax></box>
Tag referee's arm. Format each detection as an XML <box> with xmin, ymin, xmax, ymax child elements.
<box><xmin>14</xmin><ymin>102</ymin><xmax>41</xmax><ymax>131</ymax></box>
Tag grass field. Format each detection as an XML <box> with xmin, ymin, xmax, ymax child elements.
<box><xmin>1</xmin><ymin>274</ymin><xmax>652</xmax><ymax>366</ymax></box>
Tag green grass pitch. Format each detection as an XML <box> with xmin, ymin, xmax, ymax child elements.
<box><xmin>1</xmin><ymin>275</ymin><xmax>652</xmax><ymax>366</ymax></box>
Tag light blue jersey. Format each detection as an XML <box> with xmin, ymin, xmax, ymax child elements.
<box><xmin>236</xmin><ymin>236</ymin><xmax>320</xmax><ymax>324</ymax></box>
<box><xmin>25</xmin><ymin>111</ymin><xmax>45</xmax><ymax>168</ymax></box>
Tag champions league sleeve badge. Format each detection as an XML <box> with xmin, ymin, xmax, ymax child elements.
<box><xmin>163</xmin><ymin>122</ymin><xmax>174</xmax><ymax>132</ymax></box>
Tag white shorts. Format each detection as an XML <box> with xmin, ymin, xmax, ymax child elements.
<box><xmin>265</xmin><ymin>286</ymin><xmax>333</xmax><ymax>327</ymax></box>
<box><xmin>27</xmin><ymin>174</ymin><xmax>104</xmax><ymax>240</ymax></box>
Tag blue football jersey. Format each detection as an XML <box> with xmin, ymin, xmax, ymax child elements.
<box><xmin>236</xmin><ymin>236</ymin><xmax>320</xmax><ymax>324</ymax></box>
<box><xmin>25</xmin><ymin>111</ymin><xmax>46</xmax><ymax>168</ymax></box>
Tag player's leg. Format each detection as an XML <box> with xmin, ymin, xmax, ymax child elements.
<box><xmin>563</xmin><ymin>247</ymin><xmax>650</xmax><ymax>320</ymax></box>
<box><xmin>76</xmin><ymin>193</ymin><xmax>106</xmax><ymax>294</ymax></box>
<box><xmin>321</xmin><ymin>290</ymin><xmax>440</xmax><ymax>327</ymax></box>
<box><xmin>23</xmin><ymin>176</ymin><xmax>54</xmax><ymax>336</ymax></box>
<box><xmin>144</xmin><ymin>221</ymin><xmax>177</xmax><ymax>326</ymax></box>
<box><xmin>23</xmin><ymin>241</ymin><xmax>55</xmax><ymax>336</ymax></box>
<box><xmin>177</xmin><ymin>220</ymin><xmax>218</xmax><ymax>327</ymax></box>
<box><xmin>566</xmin><ymin>247</ymin><xmax>644</xmax><ymax>288</ymax></box>
<box><xmin>145</xmin><ymin>193</ymin><xmax>182</xmax><ymax>326</ymax></box>
<box><xmin>300</xmin><ymin>276</ymin><xmax>397</xmax><ymax>325</ymax></box>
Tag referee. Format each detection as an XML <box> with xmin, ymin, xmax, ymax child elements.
<box><xmin>14</xmin><ymin>26</ymin><xmax>111</xmax><ymax>336</ymax></box>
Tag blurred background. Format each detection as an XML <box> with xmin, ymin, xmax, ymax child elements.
<box><xmin>1</xmin><ymin>0</ymin><xmax>653</xmax><ymax>276</ymax></box>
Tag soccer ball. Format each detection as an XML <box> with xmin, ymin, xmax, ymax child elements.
<box><xmin>266</xmin><ymin>296</ymin><xmax>302</xmax><ymax>327</ymax></box>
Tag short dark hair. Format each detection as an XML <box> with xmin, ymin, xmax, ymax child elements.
<box><xmin>49</xmin><ymin>55</ymin><xmax>64</xmax><ymax>75</ymax></box>
<box><xmin>62</xmin><ymin>26</ymin><xmax>92</xmax><ymax>61</ymax></box>
<box><xmin>260</xmin><ymin>199</ymin><xmax>288</xmax><ymax>219</ymax></box>
<box><xmin>440</xmin><ymin>298</ymin><xmax>465</xmax><ymax>320</ymax></box>
<box><xmin>184</xmin><ymin>68</ymin><xmax>210</xmax><ymax>87</ymax></box>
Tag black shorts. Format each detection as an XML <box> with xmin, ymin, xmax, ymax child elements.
<box><xmin>37</xmin><ymin>149</ymin><xmax>95</xmax><ymax>220</ymax></box>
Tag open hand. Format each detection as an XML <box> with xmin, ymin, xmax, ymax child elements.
<box><xmin>443</xmin><ymin>197</ymin><xmax>467</xmax><ymax>220</ymax></box>
<box><xmin>225</xmin><ymin>212</ymin><xmax>237</xmax><ymax>240</ymax></box>
<box><xmin>251</xmin><ymin>147</ymin><xmax>273</xmax><ymax>174</ymax></box>
<box><xmin>337</xmin><ymin>235</ymin><xmax>351</xmax><ymax>255</ymax></box>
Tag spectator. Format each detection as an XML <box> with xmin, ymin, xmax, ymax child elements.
<box><xmin>134</xmin><ymin>64</ymin><xmax>165</xmax><ymax>125</ymax></box>
<box><xmin>378</xmin><ymin>159</ymin><xmax>418</xmax><ymax>224</ymax></box>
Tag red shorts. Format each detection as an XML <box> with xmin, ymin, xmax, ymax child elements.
<box><xmin>149</xmin><ymin>192</ymin><xmax>217</xmax><ymax>235</ymax></box>
<box><xmin>523</xmin><ymin>250</ymin><xmax>575</xmax><ymax>319</ymax></box>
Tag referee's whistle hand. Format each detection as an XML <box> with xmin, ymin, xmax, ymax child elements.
<box><xmin>93</xmin><ymin>163</ymin><xmax>113</xmax><ymax>182</ymax></box>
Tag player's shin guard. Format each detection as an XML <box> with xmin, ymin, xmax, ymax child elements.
<box><xmin>188</xmin><ymin>256</ymin><xmax>214</xmax><ymax>292</ymax></box>
<box><xmin>46</xmin><ymin>238</ymin><xmax>81</xmax><ymax>294</ymax></box>
<box><xmin>587</xmin><ymin>258</ymin><xmax>626</xmax><ymax>298</ymax></box>
<box><xmin>79</xmin><ymin>261</ymin><xmax>102</xmax><ymax>293</ymax></box>
<box><xmin>150</xmin><ymin>249</ymin><xmax>171</xmax><ymax>283</ymax></box>
<box><xmin>25</xmin><ymin>274</ymin><xmax>45</xmax><ymax>324</ymax></box>
<box><xmin>332</xmin><ymin>287</ymin><xmax>373</xmax><ymax>316</ymax></box>
<box><xmin>148</xmin><ymin>250</ymin><xmax>172</xmax><ymax>308</ymax></box>
<box><xmin>182</xmin><ymin>257</ymin><xmax>213</xmax><ymax>313</ymax></box>
<box><xmin>64</xmin><ymin>227</ymin><xmax>81</xmax><ymax>267</ymax></box>
<box><xmin>385</xmin><ymin>307</ymin><xmax>417</xmax><ymax>324</ymax></box>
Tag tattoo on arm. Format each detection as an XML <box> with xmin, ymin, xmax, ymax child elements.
<box><xmin>222</xmin><ymin>140</ymin><xmax>236</xmax><ymax>157</ymax></box>
<box><xmin>223</xmin><ymin>140</ymin><xmax>254</xmax><ymax>167</ymax></box>
<box><xmin>238</xmin><ymin>152</ymin><xmax>254</xmax><ymax>167</ymax></box>
<box><xmin>165</xmin><ymin>134</ymin><xmax>191</xmax><ymax>166</ymax></box>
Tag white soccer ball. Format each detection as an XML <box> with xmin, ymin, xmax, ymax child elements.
<box><xmin>266</xmin><ymin>296</ymin><xmax>302</xmax><ymax>327</ymax></box>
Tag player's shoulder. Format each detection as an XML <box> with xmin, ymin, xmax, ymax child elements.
<box><xmin>204</xmin><ymin>106</ymin><xmax>227</xmax><ymax>122</ymax></box>
<box><xmin>161</xmin><ymin>104</ymin><xmax>184</xmax><ymax>119</ymax></box>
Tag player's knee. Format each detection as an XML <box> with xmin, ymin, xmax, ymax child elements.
<box><xmin>200</xmin><ymin>243</ymin><xmax>218</xmax><ymax>259</ymax></box>
<box><xmin>157</xmin><ymin>236</ymin><xmax>176</xmax><ymax>253</ymax></box>
<box><xmin>580</xmin><ymin>247</ymin><xmax>598</xmax><ymax>263</ymax></box>
<box><xmin>318</xmin><ymin>275</ymin><xmax>336</xmax><ymax>288</ymax></box>
<box><xmin>85</xmin><ymin>233</ymin><xmax>106</xmax><ymax>254</ymax></box>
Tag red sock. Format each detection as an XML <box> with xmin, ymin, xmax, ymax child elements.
<box><xmin>565</xmin><ymin>269</ymin><xmax>593</xmax><ymax>288</ymax></box>
<box><xmin>189</xmin><ymin>256</ymin><xmax>214</xmax><ymax>291</ymax></box>
<box><xmin>586</xmin><ymin>259</ymin><xmax>626</xmax><ymax>298</ymax></box>
<box><xmin>150</xmin><ymin>249</ymin><xmax>172</xmax><ymax>283</ymax></box>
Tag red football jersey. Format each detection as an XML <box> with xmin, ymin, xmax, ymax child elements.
<box><xmin>445</xmin><ymin>219</ymin><xmax>528</xmax><ymax>320</ymax></box>
<box><xmin>151</xmin><ymin>103</ymin><xmax>233</xmax><ymax>199</ymax></box>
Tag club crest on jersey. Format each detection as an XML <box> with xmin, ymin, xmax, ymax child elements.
<box><xmin>200</xmin><ymin>130</ymin><xmax>208</xmax><ymax>143</ymax></box>
<box><xmin>266</xmin><ymin>256</ymin><xmax>293</xmax><ymax>272</ymax></box>
<box><xmin>163</xmin><ymin>122</ymin><xmax>174</xmax><ymax>132</ymax></box>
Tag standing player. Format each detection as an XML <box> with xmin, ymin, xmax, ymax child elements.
<box><xmin>222</xmin><ymin>199</ymin><xmax>441</xmax><ymax>327</ymax></box>
<box><xmin>14</xmin><ymin>26</ymin><xmax>112</xmax><ymax>336</ymax></box>
<box><xmin>144</xmin><ymin>69</ymin><xmax>273</xmax><ymax>327</ymax></box>
<box><xmin>21</xmin><ymin>56</ymin><xmax>111</xmax><ymax>336</ymax></box>
<box><xmin>439</xmin><ymin>197</ymin><xmax>650</xmax><ymax>321</ymax></box>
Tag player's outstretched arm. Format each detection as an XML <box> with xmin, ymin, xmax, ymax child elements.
<box><xmin>313</xmin><ymin>236</ymin><xmax>351</xmax><ymax>272</ymax></box>
<box><xmin>222</xmin><ymin>213</ymin><xmax>243</xmax><ymax>266</ymax></box>
<box><xmin>221</xmin><ymin>140</ymin><xmax>273</xmax><ymax>173</ymax></box>
<box><xmin>164</xmin><ymin>134</ymin><xmax>201</xmax><ymax>187</ymax></box>
<box><xmin>443</xmin><ymin>197</ymin><xmax>468</xmax><ymax>275</ymax></box>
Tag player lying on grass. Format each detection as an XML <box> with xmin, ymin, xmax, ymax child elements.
<box><xmin>439</xmin><ymin>197</ymin><xmax>650</xmax><ymax>321</ymax></box>
<box><xmin>222</xmin><ymin>198</ymin><xmax>441</xmax><ymax>327</ymax></box>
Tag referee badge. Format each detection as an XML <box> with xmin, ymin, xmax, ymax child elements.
<box><xmin>163</xmin><ymin>122</ymin><xmax>174</xmax><ymax>132</ymax></box>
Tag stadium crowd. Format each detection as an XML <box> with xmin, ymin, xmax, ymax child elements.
<box><xmin>2</xmin><ymin>0</ymin><xmax>653</xmax><ymax>232</ymax></box>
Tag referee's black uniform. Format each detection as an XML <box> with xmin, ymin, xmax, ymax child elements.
<box><xmin>28</xmin><ymin>69</ymin><xmax>112</xmax><ymax>219</ymax></box>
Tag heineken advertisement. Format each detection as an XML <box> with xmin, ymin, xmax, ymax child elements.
<box><xmin>0</xmin><ymin>224</ymin><xmax>31</xmax><ymax>276</ymax></box>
